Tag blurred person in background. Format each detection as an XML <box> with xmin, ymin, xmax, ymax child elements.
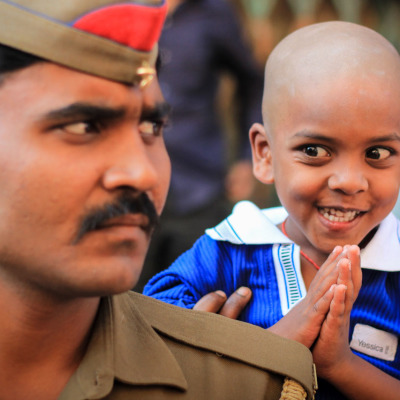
<box><xmin>137</xmin><ymin>0</ymin><xmax>264</xmax><ymax>291</ymax></box>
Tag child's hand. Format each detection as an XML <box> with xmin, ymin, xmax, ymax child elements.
<box><xmin>312</xmin><ymin>245</ymin><xmax>361</xmax><ymax>380</ymax></box>
<box><xmin>268</xmin><ymin>245</ymin><xmax>355</xmax><ymax>347</ymax></box>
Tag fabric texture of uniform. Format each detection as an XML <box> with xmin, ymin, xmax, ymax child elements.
<box><xmin>59</xmin><ymin>290</ymin><xmax>315</xmax><ymax>399</ymax></box>
<box><xmin>144</xmin><ymin>201</ymin><xmax>400</xmax><ymax>400</ymax></box>
<box><xmin>0</xmin><ymin>0</ymin><xmax>167</xmax><ymax>84</ymax></box>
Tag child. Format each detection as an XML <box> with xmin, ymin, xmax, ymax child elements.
<box><xmin>144</xmin><ymin>21</ymin><xmax>400</xmax><ymax>399</ymax></box>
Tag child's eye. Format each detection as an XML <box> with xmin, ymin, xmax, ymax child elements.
<box><xmin>302</xmin><ymin>145</ymin><xmax>330</xmax><ymax>158</ymax></box>
<box><xmin>62</xmin><ymin>121</ymin><xmax>100</xmax><ymax>135</ymax></box>
<box><xmin>139</xmin><ymin>120</ymin><xmax>164</xmax><ymax>138</ymax></box>
<box><xmin>366</xmin><ymin>147</ymin><xmax>392</xmax><ymax>160</ymax></box>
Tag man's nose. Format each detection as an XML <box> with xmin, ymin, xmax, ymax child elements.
<box><xmin>101</xmin><ymin>131</ymin><xmax>159</xmax><ymax>192</ymax></box>
<box><xmin>327</xmin><ymin>159</ymin><xmax>368</xmax><ymax>195</ymax></box>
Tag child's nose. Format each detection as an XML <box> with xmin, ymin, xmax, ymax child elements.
<box><xmin>328</xmin><ymin>162</ymin><xmax>368</xmax><ymax>195</ymax></box>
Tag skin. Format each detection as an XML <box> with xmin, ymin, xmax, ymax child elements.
<box><xmin>197</xmin><ymin>22</ymin><xmax>400</xmax><ymax>399</ymax></box>
<box><xmin>0</xmin><ymin>62</ymin><xmax>170</xmax><ymax>399</ymax></box>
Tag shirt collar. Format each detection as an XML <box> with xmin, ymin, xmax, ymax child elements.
<box><xmin>59</xmin><ymin>294</ymin><xmax>187</xmax><ymax>400</ymax></box>
<box><xmin>206</xmin><ymin>200</ymin><xmax>400</xmax><ymax>272</ymax></box>
<box><xmin>206</xmin><ymin>201</ymin><xmax>291</xmax><ymax>245</ymax></box>
<box><xmin>360</xmin><ymin>211</ymin><xmax>400</xmax><ymax>271</ymax></box>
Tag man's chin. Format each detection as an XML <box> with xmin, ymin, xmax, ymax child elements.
<box><xmin>73</xmin><ymin>257</ymin><xmax>145</xmax><ymax>297</ymax></box>
<box><xmin>77</xmin><ymin>275</ymin><xmax>142</xmax><ymax>298</ymax></box>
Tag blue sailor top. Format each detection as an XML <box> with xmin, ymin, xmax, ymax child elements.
<box><xmin>144</xmin><ymin>201</ymin><xmax>400</xmax><ymax>399</ymax></box>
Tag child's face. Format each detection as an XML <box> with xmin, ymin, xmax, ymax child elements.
<box><xmin>252</xmin><ymin>73</ymin><xmax>400</xmax><ymax>262</ymax></box>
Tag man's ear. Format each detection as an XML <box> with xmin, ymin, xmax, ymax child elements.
<box><xmin>249</xmin><ymin>123</ymin><xmax>274</xmax><ymax>184</ymax></box>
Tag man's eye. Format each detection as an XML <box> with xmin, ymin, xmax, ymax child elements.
<box><xmin>62</xmin><ymin>121</ymin><xmax>100</xmax><ymax>135</ymax></box>
<box><xmin>366</xmin><ymin>147</ymin><xmax>392</xmax><ymax>160</ymax></box>
<box><xmin>302</xmin><ymin>145</ymin><xmax>330</xmax><ymax>157</ymax></box>
<box><xmin>139</xmin><ymin>120</ymin><xmax>163</xmax><ymax>137</ymax></box>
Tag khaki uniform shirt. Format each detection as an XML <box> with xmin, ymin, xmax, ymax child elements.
<box><xmin>59</xmin><ymin>291</ymin><xmax>315</xmax><ymax>399</ymax></box>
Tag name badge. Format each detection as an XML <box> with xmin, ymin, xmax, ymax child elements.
<box><xmin>350</xmin><ymin>323</ymin><xmax>398</xmax><ymax>361</ymax></box>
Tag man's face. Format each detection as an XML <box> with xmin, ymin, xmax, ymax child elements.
<box><xmin>254</xmin><ymin>73</ymin><xmax>400</xmax><ymax>264</ymax></box>
<box><xmin>0</xmin><ymin>62</ymin><xmax>171</xmax><ymax>298</ymax></box>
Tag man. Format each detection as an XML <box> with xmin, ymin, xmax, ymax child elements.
<box><xmin>0</xmin><ymin>1</ymin><xmax>315</xmax><ymax>399</ymax></box>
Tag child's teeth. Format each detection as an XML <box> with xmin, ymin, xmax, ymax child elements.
<box><xmin>320</xmin><ymin>208</ymin><xmax>360</xmax><ymax>222</ymax></box>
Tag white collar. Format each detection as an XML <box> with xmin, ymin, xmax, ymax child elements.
<box><xmin>206</xmin><ymin>201</ymin><xmax>400</xmax><ymax>272</ymax></box>
<box><xmin>206</xmin><ymin>201</ymin><xmax>291</xmax><ymax>245</ymax></box>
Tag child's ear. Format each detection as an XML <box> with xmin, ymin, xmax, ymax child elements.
<box><xmin>249</xmin><ymin>123</ymin><xmax>274</xmax><ymax>184</ymax></box>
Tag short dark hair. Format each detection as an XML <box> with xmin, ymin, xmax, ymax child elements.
<box><xmin>0</xmin><ymin>44</ymin><xmax>43</xmax><ymax>76</ymax></box>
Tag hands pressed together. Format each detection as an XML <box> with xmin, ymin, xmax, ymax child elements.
<box><xmin>270</xmin><ymin>245</ymin><xmax>362</xmax><ymax>379</ymax></box>
<box><xmin>194</xmin><ymin>245</ymin><xmax>400</xmax><ymax>400</ymax></box>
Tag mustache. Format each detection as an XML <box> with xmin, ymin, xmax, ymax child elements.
<box><xmin>73</xmin><ymin>192</ymin><xmax>159</xmax><ymax>243</ymax></box>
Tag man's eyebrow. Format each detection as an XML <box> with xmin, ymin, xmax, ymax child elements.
<box><xmin>39</xmin><ymin>102</ymin><xmax>126</xmax><ymax>122</ymax></box>
<box><xmin>141</xmin><ymin>101</ymin><xmax>171</xmax><ymax>120</ymax></box>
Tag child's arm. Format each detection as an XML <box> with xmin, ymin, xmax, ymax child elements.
<box><xmin>143</xmin><ymin>235</ymin><xmax>241</xmax><ymax>308</ymax></box>
<box><xmin>312</xmin><ymin>251</ymin><xmax>400</xmax><ymax>399</ymax></box>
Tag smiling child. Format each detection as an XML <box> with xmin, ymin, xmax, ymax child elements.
<box><xmin>144</xmin><ymin>21</ymin><xmax>400</xmax><ymax>399</ymax></box>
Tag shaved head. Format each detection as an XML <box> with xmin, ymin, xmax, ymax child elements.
<box><xmin>263</xmin><ymin>21</ymin><xmax>400</xmax><ymax>134</ymax></box>
<box><xmin>250</xmin><ymin>20</ymin><xmax>400</xmax><ymax>269</ymax></box>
